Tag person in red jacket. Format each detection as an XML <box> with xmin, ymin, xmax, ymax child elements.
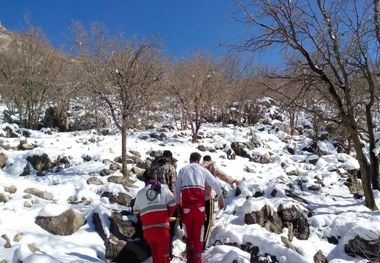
<box><xmin>133</xmin><ymin>172</ymin><xmax>176</xmax><ymax>263</ymax></box>
<box><xmin>176</xmin><ymin>152</ymin><xmax>224</xmax><ymax>263</ymax></box>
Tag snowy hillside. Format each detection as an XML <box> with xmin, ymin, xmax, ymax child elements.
<box><xmin>0</xmin><ymin>105</ymin><xmax>379</xmax><ymax>263</ymax></box>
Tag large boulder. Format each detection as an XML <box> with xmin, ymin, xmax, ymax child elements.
<box><xmin>345</xmin><ymin>235</ymin><xmax>380</xmax><ymax>260</ymax></box>
<box><xmin>35</xmin><ymin>208</ymin><xmax>86</xmax><ymax>235</ymax></box>
<box><xmin>278</xmin><ymin>205</ymin><xmax>309</xmax><ymax>240</ymax></box>
<box><xmin>244</xmin><ymin>205</ymin><xmax>283</xmax><ymax>234</ymax></box>
<box><xmin>26</xmin><ymin>154</ymin><xmax>53</xmax><ymax>172</ymax></box>
<box><xmin>245</xmin><ymin>204</ymin><xmax>309</xmax><ymax>240</ymax></box>
<box><xmin>101</xmin><ymin>192</ymin><xmax>132</xmax><ymax>206</ymax></box>
<box><xmin>231</xmin><ymin>142</ymin><xmax>251</xmax><ymax>158</ymax></box>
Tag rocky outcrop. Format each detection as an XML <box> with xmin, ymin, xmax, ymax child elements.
<box><xmin>245</xmin><ymin>204</ymin><xmax>309</xmax><ymax>240</ymax></box>
<box><xmin>313</xmin><ymin>250</ymin><xmax>328</xmax><ymax>263</ymax></box>
<box><xmin>101</xmin><ymin>192</ymin><xmax>132</xmax><ymax>206</ymax></box>
<box><xmin>345</xmin><ymin>235</ymin><xmax>380</xmax><ymax>261</ymax></box>
<box><xmin>35</xmin><ymin>208</ymin><xmax>86</xmax><ymax>236</ymax></box>
<box><xmin>26</xmin><ymin>154</ymin><xmax>53</xmax><ymax>173</ymax></box>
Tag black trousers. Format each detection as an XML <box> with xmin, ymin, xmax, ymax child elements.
<box><xmin>203</xmin><ymin>198</ymin><xmax>214</xmax><ymax>250</ymax></box>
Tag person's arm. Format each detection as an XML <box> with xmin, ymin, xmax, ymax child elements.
<box><xmin>175</xmin><ymin>169</ymin><xmax>182</xmax><ymax>203</ymax></box>
<box><xmin>203</xmin><ymin>167</ymin><xmax>224</xmax><ymax>209</ymax></box>
<box><xmin>213</xmin><ymin>164</ymin><xmax>239</xmax><ymax>186</ymax></box>
<box><xmin>165</xmin><ymin>187</ymin><xmax>176</xmax><ymax>216</ymax></box>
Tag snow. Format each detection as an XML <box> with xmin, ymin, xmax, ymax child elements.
<box><xmin>0</xmin><ymin>113</ymin><xmax>378</xmax><ymax>262</ymax></box>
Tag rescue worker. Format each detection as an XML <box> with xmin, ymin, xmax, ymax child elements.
<box><xmin>133</xmin><ymin>170</ymin><xmax>176</xmax><ymax>263</ymax></box>
<box><xmin>143</xmin><ymin>150</ymin><xmax>177</xmax><ymax>259</ymax></box>
<box><xmin>176</xmin><ymin>152</ymin><xmax>224</xmax><ymax>263</ymax></box>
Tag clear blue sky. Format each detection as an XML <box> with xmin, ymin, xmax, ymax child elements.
<box><xmin>0</xmin><ymin>0</ymin><xmax>252</xmax><ymax>59</ymax></box>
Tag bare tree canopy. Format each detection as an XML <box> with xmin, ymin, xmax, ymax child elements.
<box><xmin>236</xmin><ymin>0</ymin><xmax>380</xmax><ymax>210</ymax></box>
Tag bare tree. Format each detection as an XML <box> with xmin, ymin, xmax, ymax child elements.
<box><xmin>0</xmin><ymin>26</ymin><xmax>62</xmax><ymax>129</ymax></box>
<box><xmin>170</xmin><ymin>53</ymin><xmax>223</xmax><ymax>142</ymax></box>
<box><xmin>236</xmin><ymin>0</ymin><xmax>379</xmax><ymax>210</ymax></box>
<box><xmin>104</xmin><ymin>42</ymin><xmax>164</xmax><ymax>176</ymax></box>
<box><xmin>71</xmin><ymin>22</ymin><xmax>164</xmax><ymax>177</ymax></box>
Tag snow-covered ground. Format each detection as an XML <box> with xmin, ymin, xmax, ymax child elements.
<box><xmin>0</xmin><ymin>114</ymin><xmax>379</xmax><ymax>262</ymax></box>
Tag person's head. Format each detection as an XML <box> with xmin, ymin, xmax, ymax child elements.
<box><xmin>162</xmin><ymin>150</ymin><xmax>173</xmax><ymax>159</ymax></box>
<box><xmin>189</xmin><ymin>152</ymin><xmax>202</xmax><ymax>163</ymax></box>
<box><xmin>203</xmin><ymin>155</ymin><xmax>212</xmax><ymax>162</ymax></box>
<box><xmin>162</xmin><ymin>150</ymin><xmax>177</xmax><ymax>163</ymax></box>
<box><xmin>143</xmin><ymin>170</ymin><xmax>156</xmax><ymax>181</ymax></box>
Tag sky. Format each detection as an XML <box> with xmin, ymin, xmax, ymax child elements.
<box><xmin>0</xmin><ymin>0</ymin><xmax>252</xmax><ymax>59</ymax></box>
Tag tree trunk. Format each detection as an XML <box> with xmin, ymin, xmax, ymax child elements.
<box><xmin>366</xmin><ymin>105</ymin><xmax>380</xmax><ymax>190</ymax></box>
<box><xmin>121</xmin><ymin>115</ymin><xmax>128</xmax><ymax>177</ymax></box>
<box><xmin>350</xmin><ymin>126</ymin><xmax>378</xmax><ymax>210</ymax></box>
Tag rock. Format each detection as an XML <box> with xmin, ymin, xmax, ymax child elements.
<box><xmin>24</xmin><ymin>188</ymin><xmax>54</xmax><ymax>200</ymax></box>
<box><xmin>107</xmin><ymin>176</ymin><xmax>134</xmax><ymax>188</ymax></box>
<box><xmin>308</xmin><ymin>185</ymin><xmax>321</xmax><ymax>191</ymax></box>
<box><xmin>287</xmin><ymin>146</ymin><xmax>295</xmax><ymax>155</ymax></box>
<box><xmin>4</xmin><ymin>185</ymin><xmax>16</xmax><ymax>194</ymax></box>
<box><xmin>13</xmin><ymin>233</ymin><xmax>22</xmax><ymax>242</ymax></box>
<box><xmin>54</xmin><ymin>155</ymin><xmax>70</xmax><ymax>169</ymax></box>
<box><xmin>109</xmin><ymin>163</ymin><xmax>121</xmax><ymax>171</ymax></box>
<box><xmin>344</xmin><ymin>171</ymin><xmax>363</xmax><ymax>194</ymax></box>
<box><xmin>244</xmin><ymin>166</ymin><xmax>255</xmax><ymax>173</ymax></box>
<box><xmin>18</xmin><ymin>142</ymin><xmax>35</xmax><ymax>151</ymax></box>
<box><xmin>345</xmin><ymin>235</ymin><xmax>380</xmax><ymax>260</ymax></box>
<box><xmin>327</xmin><ymin>236</ymin><xmax>339</xmax><ymax>244</ymax></box>
<box><xmin>129</xmin><ymin>150</ymin><xmax>141</xmax><ymax>157</ymax></box>
<box><xmin>26</xmin><ymin>153</ymin><xmax>52</xmax><ymax>172</ymax></box>
<box><xmin>0</xmin><ymin>193</ymin><xmax>8</xmax><ymax>203</ymax></box>
<box><xmin>306</xmin><ymin>155</ymin><xmax>319</xmax><ymax>165</ymax></box>
<box><xmin>131</xmin><ymin>166</ymin><xmax>145</xmax><ymax>175</ymax></box>
<box><xmin>101</xmin><ymin>192</ymin><xmax>132</xmax><ymax>206</ymax></box>
<box><xmin>231</xmin><ymin>142</ymin><xmax>251</xmax><ymax>158</ymax></box>
<box><xmin>24</xmin><ymin>201</ymin><xmax>32</xmax><ymax>208</ymax></box>
<box><xmin>114</xmin><ymin>156</ymin><xmax>122</xmax><ymax>163</ymax></box>
<box><xmin>244</xmin><ymin>205</ymin><xmax>283</xmax><ymax>234</ymax></box>
<box><xmin>87</xmin><ymin>176</ymin><xmax>103</xmax><ymax>185</ymax></box>
<box><xmin>2</xmin><ymin>125</ymin><xmax>21</xmax><ymax>138</ymax></box>
<box><xmin>278</xmin><ymin>205</ymin><xmax>309</xmax><ymax>240</ymax></box>
<box><xmin>35</xmin><ymin>208</ymin><xmax>86</xmax><ymax>236</ymax></box>
<box><xmin>100</xmin><ymin>169</ymin><xmax>112</xmax><ymax>177</ymax></box>
<box><xmin>19</xmin><ymin>164</ymin><xmax>31</xmax><ymax>176</ymax></box>
<box><xmin>1</xmin><ymin>234</ymin><xmax>10</xmax><ymax>248</ymax></box>
<box><xmin>0</xmin><ymin>152</ymin><xmax>7</xmax><ymax>168</ymax></box>
<box><xmin>197</xmin><ymin>145</ymin><xmax>207</xmax><ymax>152</ymax></box>
<box><xmin>82</xmin><ymin>155</ymin><xmax>92</xmax><ymax>162</ymax></box>
<box><xmin>135</xmin><ymin>160</ymin><xmax>150</xmax><ymax>170</ymax></box>
<box><xmin>313</xmin><ymin>250</ymin><xmax>328</xmax><ymax>263</ymax></box>
<box><xmin>258</xmin><ymin>153</ymin><xmax>271</xmax><ymax>164</ymax></box>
